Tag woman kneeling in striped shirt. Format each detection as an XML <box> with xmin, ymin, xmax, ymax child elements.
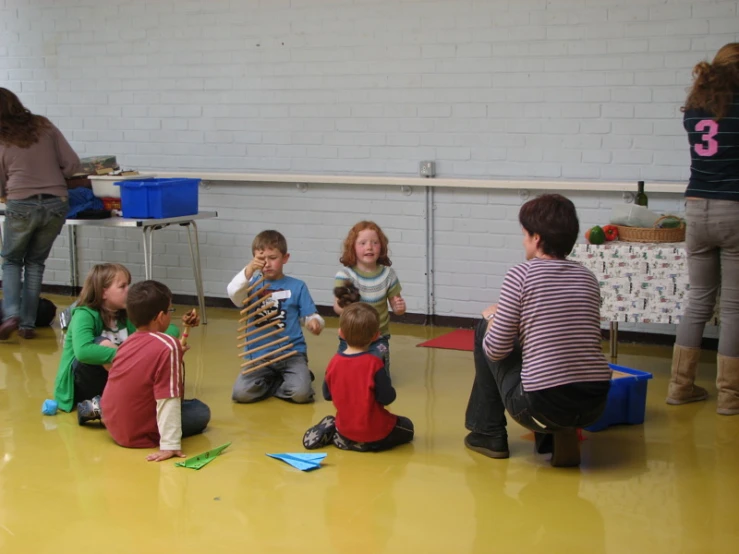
<box><xmin>464</xmin><ymin>194</ymin><xmax>612</xmax><ymax>467</ymax></box>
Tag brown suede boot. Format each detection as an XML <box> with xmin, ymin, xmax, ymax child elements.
<box><xmin>550</xmin><ymin>430</ymin><xmax>580</xmax><ymax>468</ymax></box>
<box><xmin>717</xmin><ymin>355</ymin><xmax>739</xmax><ymax>416</ymax></box>
<box><xmin>666</xmin><ymin>344</ymin><xmax>708</xmax><ymax>405</ymax></box>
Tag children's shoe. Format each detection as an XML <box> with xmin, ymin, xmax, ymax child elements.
<box><xmin>77</xmin><ymin>395</ymin><xmax>102</xmax><ymax>426</ymax></box>
<box><xmin>464</xmin><ymin>432</ymin><xmax>510</xmax><ymax>459</ymax></box>
<box><xmin>302</xmin><ymin>415</ymin><xmax>336</xmax><ymax>449</ymax></box>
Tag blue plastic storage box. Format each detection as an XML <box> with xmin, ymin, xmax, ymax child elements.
<box><xmin>584</xmin><ymin>364</ymin><xmax>653</xmax><ymax>432</ymax></box>
<box><xmin>115</xmin><ymin>178</ymin><xmax>200</xmax><ymax>219</ymax></box>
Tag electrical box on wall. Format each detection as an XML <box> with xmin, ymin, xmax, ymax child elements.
<box><xmin>420</xmin><ymin>161</ymin><xmax>436</xmax><ymax>178</ymax></box>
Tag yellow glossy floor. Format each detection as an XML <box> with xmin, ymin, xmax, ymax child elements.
<box><xmin>1</xmin><ymin>296</ymin><xmax>738</xmax><ymax>553</ymax></box>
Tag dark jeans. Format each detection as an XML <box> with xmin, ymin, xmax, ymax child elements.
<box><xmin>73</xmin><ymin>362</ymin><xmax>108</xmax><ymax>404</ymax></box>
<box><xmin>72</xmin><ymin>336</ymin><xmax>109</xmax><ymax>404</ymax></box>
<box><xmin>465</xmin><ymin>319</ymin><xmax>607</xmax><ymax>438</ymax></box>
<box><xmin>181</xmin><ymin>399</ymin><xmax>211</xmax><ymax>438</ymax></box>
<box><xmin>336</xmin><ymin>416</ymin><xmax>414</xmax><ymax>452</ymax></box>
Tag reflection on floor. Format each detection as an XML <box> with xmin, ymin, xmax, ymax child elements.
<box><xmin>1</xmin><ymin>296</ymin><xmax>737</xmax><ymax>553</ymax></box>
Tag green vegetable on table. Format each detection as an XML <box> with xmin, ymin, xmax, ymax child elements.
<box><xmin>657</xmin><ymin>216</ymin><xmax>683</xmax><ymax>229</ymax></box>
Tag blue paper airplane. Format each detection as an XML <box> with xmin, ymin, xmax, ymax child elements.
<box><xmin>267</xmin><ymin>452</ymin><xmax>327</xmax><ymax>472</ymax></box>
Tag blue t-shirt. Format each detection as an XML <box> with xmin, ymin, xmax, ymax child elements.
<box><xmin>242</xmin><ymin>275</ymin><xmax>317</xmax><ymax>361</ymax></box>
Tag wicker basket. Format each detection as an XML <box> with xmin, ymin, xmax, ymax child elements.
<box><xmin>615</xmin><ymin>215</ymin><xmax>686</xmax><ymax>243</ymax></box>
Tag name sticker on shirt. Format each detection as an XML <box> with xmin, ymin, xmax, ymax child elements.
<box><xmin>271</xmin><ymin>290</ymin><xmax>292</xmax><ymax>301</ymax></box>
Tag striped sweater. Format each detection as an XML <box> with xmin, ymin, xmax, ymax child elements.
<box><xmin>335</xmin><ymin>265</ymin><xmax>401</xmax><ymax>336</ymax></box>
<box><xmin>484</xmin><ymin>258</ymin><xmax>611</xmax><ymax>391</ymax></box>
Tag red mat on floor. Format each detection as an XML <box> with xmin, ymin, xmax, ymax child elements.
<box><xmin>417</xmin><ymin>329</ymin><xmax>474</xmax><ymax>352</ymax></box>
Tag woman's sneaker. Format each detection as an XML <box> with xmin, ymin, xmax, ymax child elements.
<box><xmin>77</xmin><ymin>395</ymin><xmax>102</xmax><ymax>426</ymax></box>
<box><xmin>302</xmin><ymin>415</ymin><xmax>336</xmax><ymax>449</ymax></box>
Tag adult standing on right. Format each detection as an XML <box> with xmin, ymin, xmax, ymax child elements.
<box><xmin>668</xmin><ymin>44</ymin><xmax>739</xmax><ymax>415</ymax></box>
<box><xmin>0</xmin><ymin>88</ymin><xmax>80</xmax><ymax>340</ymax></box>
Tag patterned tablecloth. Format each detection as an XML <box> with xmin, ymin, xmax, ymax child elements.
<box><xmin>569</xmin><ymin>242</ymin><xmax>719</xmax><ymax>325</ymax></box>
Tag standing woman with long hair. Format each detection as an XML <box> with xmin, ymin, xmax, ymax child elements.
<box><xmin>0</xmin><ymin>88</ymin><xmax>81</xmax><ymax>340</ymax></box>
<box><xmin>668</xmin><ymin>44</ymin><xmax>739</xmax><ymax>415</ymax></box>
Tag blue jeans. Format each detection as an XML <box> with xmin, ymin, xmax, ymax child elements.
<box><xmin>338</xmin><ymin>335</ymin><xmax>391</xmax><ymax>376</ymax></box>
<box><xmin>1</xmin><ymin>196</ymin><xmax>67</xmax><ymax>329</ymax></box>
<box><xmin>181</xmin><ymin>399</ymin><xmax>211</xmax><ymax>438</ymax></box>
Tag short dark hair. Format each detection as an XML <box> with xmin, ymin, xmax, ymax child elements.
<box><xmin>340</xmin><ymin>302</ymin><xmax>380</xmax><ymax>348</ymax></box>
<box><xmin>252</xmin><ymin>230</ymin><xmax>288</xmax><ymax>255</ymax></box>
<box><xmin>126</xmin><ymin>280</ymin><xmax>172</xmax><ymax>328</ymax></box>
<box><xmin>518</xmin><ymin>194</ymin><xmax>579</xmax><ymax>259</ymax></box>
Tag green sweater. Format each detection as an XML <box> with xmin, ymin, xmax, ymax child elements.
<box><xmin>53</xmin><ymin>306</ymin><xmax>180</xmax><ymax>412</ymax></box>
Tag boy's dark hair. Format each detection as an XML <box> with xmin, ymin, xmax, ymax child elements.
<box><xmin>126</xmin><ymin>280</ymin><xmax>172</xmax><ymax>328</ymax></box>
<box><xmin>252</xmin><ymin>230</ymin><xmax>288</xmax><ymax>255</ymax></box>
<box><xmin>340</xmin><ymin>302</ymin><xmax>380</xmax><ymax>348</ymax></box>
<box><xmin>518</xmin><ymin>194</ymin><xmax>579</xmax><ymax>259</ymax></box>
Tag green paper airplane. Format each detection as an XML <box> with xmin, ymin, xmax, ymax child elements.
<box><xmin>175</xmin><ymin>442</ymin><xmax>231</xmax><ymax>470</ymax></box>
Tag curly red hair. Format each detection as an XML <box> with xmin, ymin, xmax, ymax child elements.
<box><xmin>339</xmin><ymin>221</ymin><xmax>392</xmax><ymax>267</ymax></box>
<box><xmin>682</xmin><ymin>43</ymin><xmax>739</xmax><ymax>120</ymax></box>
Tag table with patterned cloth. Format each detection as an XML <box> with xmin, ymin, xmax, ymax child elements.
<box><xmin>569</xmin><ymin>242</ymin><xmax>719</xmax><ymax>357</ymax></box>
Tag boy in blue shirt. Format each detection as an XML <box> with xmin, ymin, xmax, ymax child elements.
<box><xmin>227</xmin><ymin>230</ymin><xmax>324</xmax><ymax>403</ymax></box>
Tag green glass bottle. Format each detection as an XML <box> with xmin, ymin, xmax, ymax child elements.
<box><xmin>635</xmin><ymin>181</ymin><xmax>648</xmax><ymax>207</ymax></box>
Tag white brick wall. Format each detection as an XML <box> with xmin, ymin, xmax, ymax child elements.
<box><xmin>2</xmin><ymin>0</ymin><xmax>734</xmax><ymax>338</ymax></box>
<box><xmin>1</xmin><ymin>0</ymin><xmax>737</xmax><ymax>178</ymax></box>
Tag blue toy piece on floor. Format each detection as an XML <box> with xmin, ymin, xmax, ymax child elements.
<box><xmin>585</xmin><ymin>364</ymin><xmax>653</xmax><ymax>432</ymax></box>
<box><xmin>41</xmin><ymin>399</ymin><xmax>58</xmax><ymax>416</ymax></box>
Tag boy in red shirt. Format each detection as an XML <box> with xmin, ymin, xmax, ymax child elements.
<box><xmin>303</xmin><ymin>302</ymin><xmax>413</xmax><ymax>452</ymax></box>
<box><xmin>101</xmin><ymin>280</ymin><xmax>211</xmax><ymax>462</ymax></box>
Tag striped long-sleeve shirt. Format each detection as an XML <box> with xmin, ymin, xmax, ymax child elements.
<box><xmin>484</xmin><ymin>258</ymin><xmax>611</xmax><ymax>391</ymax></box>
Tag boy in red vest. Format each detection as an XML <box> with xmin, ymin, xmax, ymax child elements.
<box><xmin>303</xmin><ymin>302</ymin><xmax>413</xmax><ymax>452</ymax></box>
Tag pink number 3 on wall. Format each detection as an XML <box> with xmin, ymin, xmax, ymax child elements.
<box><xmin>694</xmin><ymin>119</ymin><xmax>719</xmax><ymax>157</ymax></box>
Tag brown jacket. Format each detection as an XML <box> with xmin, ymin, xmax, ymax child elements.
<box><xmin>0</xmin><ymin>122</ymin><xmax>81</xmax><ymax>200</ymax></box>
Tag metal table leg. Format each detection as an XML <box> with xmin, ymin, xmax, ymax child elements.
<box><xmin>68</xmin><ymin>226</ymin><xmax>79</xmax><ymax>292</ymax></box>
<box><xmin>609</xmin><ymin>321</ymin><xmax>619</xmax><ymax>359</ymax></box>
<box><xmin>184</xmin><ymin>221</ymin><xmax>207</xmax><ymax>324</ymax></box>
<box><xmin>141</xmin><ymin>227</ymin><xmax>155</xmax><ymax>280</ymax></box>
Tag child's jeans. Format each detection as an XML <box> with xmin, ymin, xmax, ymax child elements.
<box><xmin>232</xmin><ymin>352</ymin><xmax>314</xmax><ymax>404</ymax></box>
<box><xmin>181</xmin><ymin>399</ymin><xmax>211</xmax><ymax>438</ymax></box>
<box><xmin>72</xmin><ymin>336</ymin><xmax>110</xmax><ymax>404</ymax></box>
<box><xmin>334</xmin><ymin>416</ymin><xmax>414</xmax><ymax>452</ymax></box>
<box><xmin>338</xmin><ymin>335</ymin><xmax>391</xmax><ymax>376</ymax></box>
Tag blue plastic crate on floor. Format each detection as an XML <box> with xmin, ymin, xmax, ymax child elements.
<box><xmin>585</xmin><ymin>364</ymin><xmax>653</xmax><ymax>432</ymax></box>
<box><xmin>115</xmin><ymin>178</ymin><xmax>200</xmax><ymax>219</ymax></box>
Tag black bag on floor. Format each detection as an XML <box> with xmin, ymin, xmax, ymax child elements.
<box><xmin>0</xmin><ymin>297</ymin><xmax>57</xmax><ymax>327</ymax></box>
